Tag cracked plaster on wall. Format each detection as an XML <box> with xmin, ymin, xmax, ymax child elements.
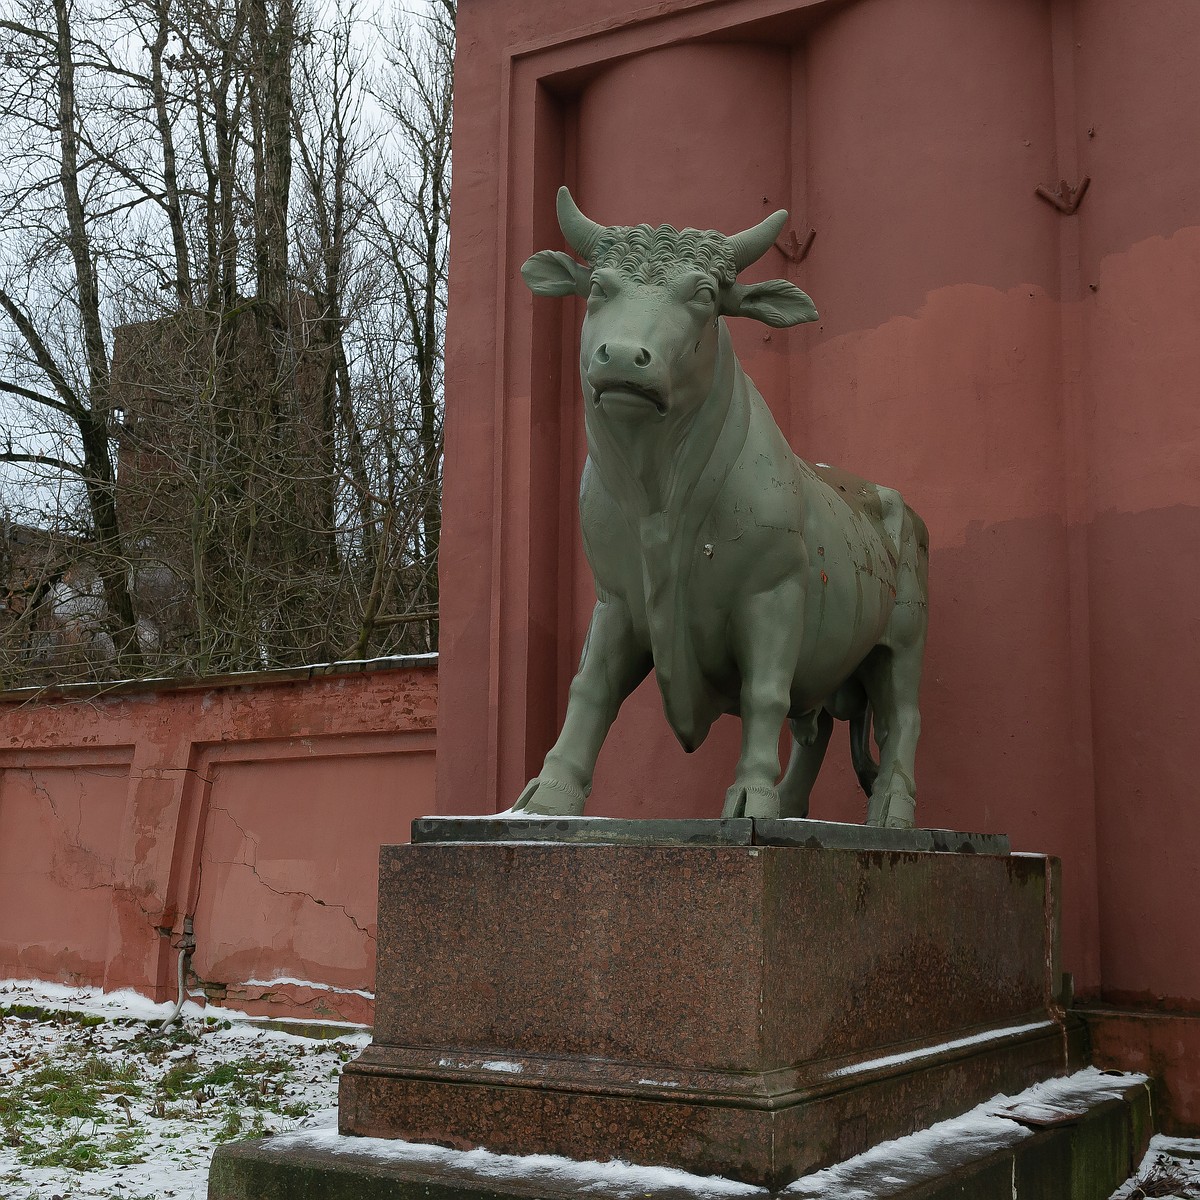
<box><xmin>207</xmin><ymin>801</ymin><xmax>375</xmax><ymax>940</ymax></box>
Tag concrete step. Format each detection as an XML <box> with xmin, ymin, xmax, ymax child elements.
<box><xmin>209</xmin><ymin>1067</ymin><xmax>1154</xmax><ymax>1200</ymax></box>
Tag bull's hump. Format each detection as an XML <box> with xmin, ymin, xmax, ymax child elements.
<box><xmin>808</xmin><ymin>461</ymin><xmax>882</xmax><ymax>519</ymax></box>
<box><xmin>807</xmin><ymin>461</ymin><xmax>904</xmax><ymax>562</ymax></box>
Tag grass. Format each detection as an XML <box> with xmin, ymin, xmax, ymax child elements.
<box><xmin>0</xmin><ymin>1047</ymin><xmax>152</xmax><ymax>1170</ymax></box>
<box><xmin>0</xmin><ymin>1003</ymin><xmax>357</xmax><ymax>1197</ymax></box>
<box><xmin>0</xmin><ymin>1002</ymin><xmax>107</xmax><ymax>1028</ymax></box>
<box><xmin>157</xmin><ymin>1051</ymin><xmax>305</xmax><ymax>1117</ymax></box>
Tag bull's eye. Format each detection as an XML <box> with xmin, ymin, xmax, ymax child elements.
<box><xmin>691</xmin><ymin>285</ymin><xmax>716</xmax><ymax>307</ymax></box>
<box><xmin>588</xmin><ymin>280</ymin><xmax>607</xmax><ymax>302</ymax></box>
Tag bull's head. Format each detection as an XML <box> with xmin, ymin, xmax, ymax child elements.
<box><xmin>522</xmin><ymin>187</ymin><xmax>818</xmax><ymax>424</ymax></box>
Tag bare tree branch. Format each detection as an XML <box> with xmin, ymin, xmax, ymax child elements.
<box><xmin>0</xmin><ymin>450</ymin><xmax>87</xmax><ymax>476</ymax></box>
<box><xmin>0</xmin><ymin>288</ymin><xmax>85</xmax><ymax>417</ymax></box>
<box><xmin>0</xmin><ymin>377</ymin><xmax>76</xmax><ymax>416</ymax></box>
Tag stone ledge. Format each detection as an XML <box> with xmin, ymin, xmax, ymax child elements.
<box><xmin>0</xmin><ymin>651</ymin><xmax>437</xmax><ymax>705</ymax></box>
<box><xmin>411</xmin><ymin>815</ymin><xmax>1010</xmax><ymax>854</ymax></box>
<box><xmin>207</xmin><ymin>1069</ymin><xmax>1152</xmax><ymax>1200</ymax></box>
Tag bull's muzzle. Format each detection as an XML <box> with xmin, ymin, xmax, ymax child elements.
<box><xmin>587</xmin><ymin>342</ymin><xmax>667</xmax><ymax>415</ymax></box>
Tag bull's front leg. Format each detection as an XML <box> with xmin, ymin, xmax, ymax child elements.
<box><xmin>722</xmin><ymin>580</ymin><xmax>804</xmax><ymax>819</ymax></box>
<box><xmin>510</xmin><ymin>594</ymin><xmax>651</xmax><ymax>816</ymax></box>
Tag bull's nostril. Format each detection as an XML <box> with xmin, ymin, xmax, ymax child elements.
<box><xmin>635</xmin><ymin>348</ymin><xmax>651</xmax><ymax>367</ymax></box>
<box><xmin>596</xmin><ymin>344</ymin><xmax>609</xmax><ymax>363</ymax></box>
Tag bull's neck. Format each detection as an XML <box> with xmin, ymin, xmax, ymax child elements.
<box><xmin>584</xmin><ymin>325</ymin><xmax>738</xmax><ymax>518</ymax></box>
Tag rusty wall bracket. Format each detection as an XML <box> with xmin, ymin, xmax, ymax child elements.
<box><xmin>775</xmin><ymin>227</ymin><xmax>817</xmax><ymax>263</ymax></box>
<box><xmin>1035</xmin><ymin>176</ymin><xmax>1091</xmax><ymax>215</ymax></box>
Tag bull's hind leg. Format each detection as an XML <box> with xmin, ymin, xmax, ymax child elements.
<box><xmin>864</xmin><ymin>654</ymin><xmax>920</xmax><ymax>828</ymax></box>
<box><xmin>777</xmin><ymin>710</ymin><xmax>832</xmax><ymax>818</ymax></box>
<box><xmin>858</xmin><ymin>640</ymin><xmax>923</xmax><ymax>829</ymax></box>
<box><xmin>857</xmin><ymin>500</ymin><xmax>928</xmax><ymax>828</ymax></box>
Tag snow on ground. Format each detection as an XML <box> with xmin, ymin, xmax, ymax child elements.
<box><xmin>1110</xmin><ymin>1133</ymin><xmax>1200</xmax><ymax>1199</ymax></box>
<box><xmin>0</xmin><ymin>978</ymin><xmax>369</xmax><ymax>1200</ymax></box>
<box><xmin>3</xmin><ymin>981</ymin><xmax>1197</xmax><ymax>1200</ymax></box>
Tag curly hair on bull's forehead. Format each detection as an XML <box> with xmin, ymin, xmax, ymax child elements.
<box><xmin>590</xmin><ymin>224</ymin><xmax>738</xmax><ymax>288</ymax></box>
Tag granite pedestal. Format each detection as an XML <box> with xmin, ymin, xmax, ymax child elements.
<box><xmin>335</xmin><ymin>817</ymin><xmax>1083</xmax><ymax>1190</ymax></box>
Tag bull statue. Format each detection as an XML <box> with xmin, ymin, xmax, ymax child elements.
<box><xmin>513</xmin><ymin>187</ymin><xmax>928</xmax><ymax>828</ymax></box>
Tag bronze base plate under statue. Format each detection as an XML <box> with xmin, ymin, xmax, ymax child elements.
<box><xmin>211</xmin><ymin>818</ymin><xmax>1092</xmax><ymax>1198</ymax></box>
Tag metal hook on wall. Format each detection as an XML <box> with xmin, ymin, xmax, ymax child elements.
<box><xmin>774</xmin><ymin>227</ymin><xmax>817</xmax><ymax>263</ymax></box>
<box><xmin>1035</xmin><ymin>176</ymin><xmax>1091</xmax><ymax>215</ymax></box>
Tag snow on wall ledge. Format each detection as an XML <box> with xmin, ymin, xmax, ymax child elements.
<box><xmin>0</xmin><ymin>656</ymin><xmax>437</xmax><ymax>1023</ymax></box>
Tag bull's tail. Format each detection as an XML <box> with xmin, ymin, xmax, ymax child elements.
<box><xmin>850</xmin><ymin>702</ymin><xmax>879</xmax><ymax>798</ymax></box>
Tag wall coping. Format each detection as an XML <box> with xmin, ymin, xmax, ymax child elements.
<box><xmin>0</xmin><ymin>652</ymin><xmax>438</xmax><ymax>707</ymax></box>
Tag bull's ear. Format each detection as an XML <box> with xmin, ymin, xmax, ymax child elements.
<box><xmin>723</xmin><ymin>279</ymin><xmax>818</xmax><ymax>327</ymax></box>
<box><xmin>521</xmin><ymin>250</ymin><xmax>591</xmax><ymax>297</ymax></box>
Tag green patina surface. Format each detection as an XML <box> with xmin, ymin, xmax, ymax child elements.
<box><xmin>512</xmin><ymin>188</ymin><xmax>929</xmax><ymax>828</ymax></box>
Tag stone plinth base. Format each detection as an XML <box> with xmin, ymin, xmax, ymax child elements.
<box><xmin>209</xmin><ymin>1069</ymin><xmax>1151</xmax><ymax>1200</ymax></box>
<box><xmin>338</xmin><ymin>822</ymin><xmax>1081</xmax><ymax>1189</ymax></box>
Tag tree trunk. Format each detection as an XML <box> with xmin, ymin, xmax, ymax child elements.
<box><xmin>53</xmin><ymin>0</ymin><xmax>140</xmax><ymax>664</ymax></box>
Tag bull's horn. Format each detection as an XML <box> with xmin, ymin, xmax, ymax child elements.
<box><xmin>728</xmin><ymin>209</ymin><xmax>788</xmax><ymax>273</ymax></box>
<box><xmin>556</xmin><ymin>186</ymin><xmax>605</xmax><ymax>262</ymax></box>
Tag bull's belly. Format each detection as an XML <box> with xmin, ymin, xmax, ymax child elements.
<box><xmin>679</xmin><ymin>565</ymin><xmax>896</xmax><ymax>719</ymax></box>
<box><xmin>790</xmin><ymin>561</ymin><xmax>897</xmax><ymax>705</ymax></box>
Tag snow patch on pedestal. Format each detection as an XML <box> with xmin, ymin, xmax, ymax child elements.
<box><xmin>785</xmin><ymin>1067</ymin><xmax>1149</xmax><ymax>1198</ymax></box>
<box><xmin>267</xmin><ymin>1126</ymin><xmax>767</xmax><ymax>1197</ymax></box>
<box><xmin>826</xmin><ymin>1019</ymin><xmax>1054</xmax><ymax>1078</ymax></box>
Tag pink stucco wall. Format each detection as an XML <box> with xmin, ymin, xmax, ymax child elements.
<box><xmin>437</xmin><ymin>0</ymin><xmax>1200</xmax><ymax>1118</ymax></box>
<box><xmin>0</xmin><ymin>659</ymin><xmax>436</xmax><ymax>1023</ymax></box>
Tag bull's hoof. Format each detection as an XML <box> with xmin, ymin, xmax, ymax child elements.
<box><xmin>866</xmin><ymin>789</ymin><xmax>916</xmax><ymax>830</ymax></box>
<box><xmin>508</xmin><ymin>775</ymin><xmax>587</xmax><ymax>817</ymax></box>
<box><xmin>722</xmin><ymin>783</ymin><xmax>780</xmax><ymax>819</ymax></box>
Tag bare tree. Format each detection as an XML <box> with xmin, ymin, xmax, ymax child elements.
<box><xmin>361</xmin><ymin>0</ymin><xmax>453</xmax><ymax>653</ymax></box>
<box><xmin>0</xmin><ymin>0</ymin><xmax>454</xmax><ymax>687</ymax></box>
<box><xmin>0</xmin><ymin>0</ymin><xmax>141</xmax><ymax>667</ymax></box>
